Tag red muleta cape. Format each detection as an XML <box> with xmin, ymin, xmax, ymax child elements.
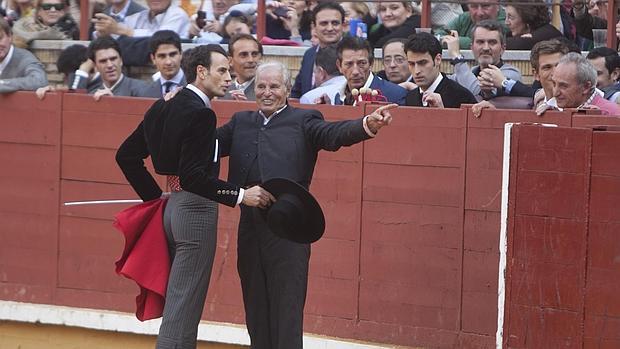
<box><xmin>113</xmin><ymin>198</ymin><xmax>170</xmax><ymax>321</ymax></box>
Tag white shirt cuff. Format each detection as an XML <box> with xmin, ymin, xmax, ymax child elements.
<box><xmin>236</xmin><ymin>187</ymin><xmax>245</xmax><ymax>206</ymax></box>
<box><xmin>75</xmin><ymin>70</ymin><xmax>89</xmax><ymax>78</ymax></box>
<box><xmin>362</xmin><ymin>115</ymin><xmax>376</xmax><ymax>138</ymax></box>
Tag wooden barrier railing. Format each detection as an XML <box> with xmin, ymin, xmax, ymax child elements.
<box><xmin>1</xmin><ymin>91</ymin><xmax>619</xmax><ymax>348</ymax></box>
<box><xmin>503</xmin><ymin>124</ymin><xmax>620</xmax><ymax>348</ymax></box>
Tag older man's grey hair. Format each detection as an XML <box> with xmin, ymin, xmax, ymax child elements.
<box><xmin>255</xmin><ymin>61</ymin><xmax>292</xmax><ymax>90</ymax></box>
<box><xmin>559</xmin><ymin>52</ymin><xmax>597</xmax><ymax>89</ymax></box>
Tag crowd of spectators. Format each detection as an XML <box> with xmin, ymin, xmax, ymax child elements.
<box><xmin>1</xmin><ymin>0</ymin><xmax>620</xmax><ymax>116</ymax></box>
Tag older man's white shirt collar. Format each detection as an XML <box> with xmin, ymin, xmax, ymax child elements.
<box><xmin>259</xmin><ymin>104</ymin><xmax>288</xmax><ymax>125</ymax></box>
<box><xmin>186</xmin><ymin>84</ymin><xmax>211</xmax><ymax>107</ymax></box>
<box><xmin>0</xmin><ymin>45</ymin><xmax>14</xmax><ymax>76</ymax></box>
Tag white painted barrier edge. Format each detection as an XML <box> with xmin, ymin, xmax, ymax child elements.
<box><xmin>496</xmin><ymin>123</ymin><xmax>557</xmax><ymax>349</ymax></box>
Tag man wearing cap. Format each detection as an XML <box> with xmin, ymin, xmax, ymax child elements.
<box><xmin>217</xmin><ymin>61</ymin><xmax>396</xmax><ymax>349</ymax></box>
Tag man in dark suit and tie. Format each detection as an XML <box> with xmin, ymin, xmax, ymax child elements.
<box><xmin>0</xmin><ymin>17</ymin><xmax>48</xmax><ymax>93</ymax></box>
<box><xmin>404</xmin><ymin>32</ymin><xmax>477</xmax><ymax>108</ymax></box>
<box><xmin>333</xmin><ymin>36</ymin><xmax>407</xmax><ymax>105</ymax></box>
<box><xmin>290</xmin><ymin>2</ymin><xmax>345</xmax><ymax>98</ymax></box>
<box><xmin>217</xmin><ymin>61</ymin><xmax>397</xmax><ymax>349</ymax></box>
<box><xmin>141</xmin><ymin>30</ymin><xmax>186</xmax><ymax>98</ymax></box>
<box><xmin>116</xmin><ymin>44</ymin><xmax>272</xmax><ymax>348</ymax></box>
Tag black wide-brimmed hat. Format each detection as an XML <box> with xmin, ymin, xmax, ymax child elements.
<box><xmin>260</xmin><ymin>178</ymin><xmax>325</xmax><ymax>244</ymax></box>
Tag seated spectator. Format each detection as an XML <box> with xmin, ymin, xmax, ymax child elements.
<box><xmin>472</xmin><ymin>38</ymin><xmax>571</xmax><ymax>117</ymax></box>
<box><xmin>94</xmin><ymin>0</ymin><xmax>190</xmax><ymax>39</ymax></box>
<box><xmin>300</xmin><ymin>44</ymin><xmax>346</xmax><ymax>104</ymax></box>
<box><xmin>78</xmin><ymin>36</ymin><xmax>149</xmax><ymax>100</ymax></box>
<box><xmin>586</xmin><ymin>47</ymin><xmax>620</xmax><ymax>103</ymax></box>
<box><xmin>141</xmin><ymin>30</ymin><xmax>185</xmax><ymax>98</ymax></box>
<box><xmin>0</xmin><ymin>16</ymin><xmax>47</xmax><ymax>93</ymax></box>
<box><xmin>436</xmin><ymin>0</ymin><xmax>506</xmax><ymax>50</ymax></box>
<box><xmin>36</xmin><ymin>43</ymin><xmax>91</xmax><ymax>98</ymax></box>
<box><xmin>101</xmin><ymin>0</ymin><xmax>145</xmax><ymax>25</ymax></box>
<box><xmin>431</xmin><ymin>2</ymin><xmax>462</xmax><ymax>32</ymax></box>
<box><xmin>190</xmin><ymin>0</ymin><xmax>242</xmax><ymax>43</ymax></box>
<box><xmin>368</xmin><ymin>1</ymin><xmax>420</xmax><ymax>48</ymax></box>
<box><xmin>497</xmin><ymin>37</ymin><xmax>580</xmax><ymax>101</ymax></box>
<box><xmin>334</xmin><ymin>36</ymin><xmax>407</xmax><ymax>105</ymax></box>
<box><xmin>504</xmin><ymin>0</ymin><xmax>562</xmax><ymax>50</ymax></box>
<box><xmin>12</xmin><ymin>0</ymin><xmax>79</xmax><ymax>48</ymax></box>
<box><xmin>543</xmin><ymin>52</ymin><xmax>620</xmax><ymax>115</ymax></box>
<box><xmin>341</xmin><ymin>1</ymin><xmax>376</xmax><ymax>34</ymax></box>
<box><xmin>445</xmin><ymin>20</ymin><xmax>522</xmax><ymax>100</ymax></box>
<box><xmin>291</xmin><ymin>2</ymin><xmax>345</xmax><ymax>98</ymax></box>
<box><xmin>5</xmin><ymin>0</ymin><xmax>34</xmax><ymax>23</ymax></box>
<box><xmin>220</xmin><ymin>10</ymin><xmax>251</xmax><ymax>43</ymax></box>
<box><xmin>221</xmin><ymin>33</ymin><xmax>262</xmax><ymax>101</ymax></box>
<box><xmin>404</xmin><ymin>33</ymin><xmax>476</xmax><ymax>108</ymax></box>
<box><xmin>265</xmin><ymin>0</ymin><xmax>312</xmax><ymax>43</ymax></box>
<box><xmin>377</xmin><ymin>38</ymin><xmax>412</xmax><ymax>85</ymax></box>
<box><xmin>573</xmin><ymin>0</ymin><xmax>606</xmax><ymax>50</ymax></box>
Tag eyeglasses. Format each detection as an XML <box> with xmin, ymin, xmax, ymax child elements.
<box><xmin>383</xmin><ymin>56</ymin><xmax>406</xmax><ymax>65</ymax></box>
<box><xmin>588</xmin><ymin>0</ymin><xmax>607</xmax><ymax>8</ymax></box>
<box><xmin>40</xmin><ymin>3</ymin><xmax>65</xmax><ymax>11</ymax></box>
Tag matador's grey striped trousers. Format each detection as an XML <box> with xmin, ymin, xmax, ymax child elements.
<box><xmin>156</xmin><ymin>190</ymin><xmax>218</xmax><ymax>349</ymax></box>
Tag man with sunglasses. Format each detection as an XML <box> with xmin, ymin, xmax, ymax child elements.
<box><xmin>0</xmin><ymin>17</ymin><xmax>48</xmax><ymax>94</ymax></box>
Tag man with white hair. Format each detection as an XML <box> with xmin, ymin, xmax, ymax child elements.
<box><xmin>217</xmin><ymin>61</ymin><xmax>397</xmax><ymax>349</ymax></box>
<box><xmin>546</xmin><ymin>52</ymin><xmax>620</xmax><ymax>115</ymax></box>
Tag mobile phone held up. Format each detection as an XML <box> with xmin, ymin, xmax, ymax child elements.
<box><xmin>273</xmin><ymin>6</ymin><xmax>289</xmax><ymax>18</ymax></box>
<box><xmin>196</xmin><ymin>10</ymin><xmax>206</xmax><ymax>29</ymax></box>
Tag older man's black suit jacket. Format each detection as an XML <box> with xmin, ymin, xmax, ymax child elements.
<box><xmin>217</xmin><ymin>105</ymin><xmax>371</xmax><ymax>189</ymax></box>
<box><xmin>116</xmin><ymin>88</ymin><xmax>241</xmax><ymax>206</ymax></box>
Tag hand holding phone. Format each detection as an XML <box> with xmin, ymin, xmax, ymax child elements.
<box><xmin>273</xmin><ymin>6</ymin><xmax>290</xmax><ymax>18</ymax></box>
<box><xmin>196</xmin><ymin>10</ymin><xmax>206</xmax><ymax>29</ymax></box>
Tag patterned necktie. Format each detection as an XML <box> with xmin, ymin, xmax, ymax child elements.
<box><xmin>164</xmin><ymin>81</ymin><xmax>175</xmax><ymax>93</ymax></box>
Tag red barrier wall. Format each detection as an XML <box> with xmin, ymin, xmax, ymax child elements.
<box><xmin>503</xmin><ymin>125</ymin><xmax>620</xmax><ymax>348</ymax></box>
<box><xmin>1</xmin><ymin>91</ymin><xmax>619</xmax><ymax>348</ymax></box>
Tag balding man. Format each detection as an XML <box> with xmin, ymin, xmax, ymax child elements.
<box><xmin>541</xmin><ymin>52</ymin><xmax>620</xmax><ymax>115</ymax></box>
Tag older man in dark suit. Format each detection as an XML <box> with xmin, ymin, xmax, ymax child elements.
<box><xmin>404</xmin><ymin>32</ymin><xmax>477</xmax><ymax>108</ymax></box>
<box><xmin>217</xmin><ymin>61</ymin><xmax>397</xmax><ymax>349</ymax></box>
<box><xmin>116</xmin><ymin>44</ymin><xmax>271</xmax><ymax>349</ymax></box>
<box><xmin>0</xmin><ymin>17</ymin><xmax>47</xmax><ymax>93</ymax></box>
